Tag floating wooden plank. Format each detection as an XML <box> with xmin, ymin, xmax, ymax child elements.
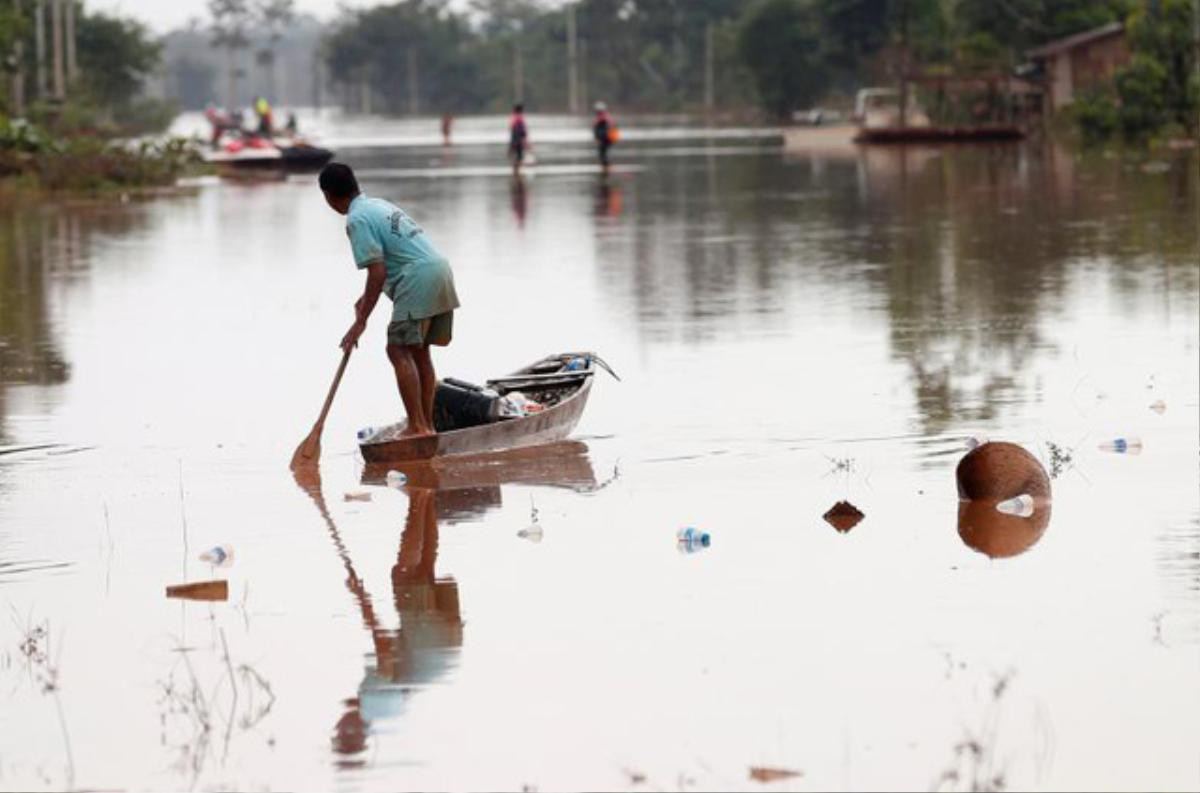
<box><xmin>165</xmin><ymin>580</ymin><xmax>229</xmax><ymax>601</ymax></box>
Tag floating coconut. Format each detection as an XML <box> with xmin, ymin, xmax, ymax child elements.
<box><xmin>955</xmin><ymin>441</ymin><xmax>1050</xmax><ymax>501</ymax></box>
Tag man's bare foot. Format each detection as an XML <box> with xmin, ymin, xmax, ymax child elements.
<box><xmin>398</xmin><ymin>423</ymin><xmax>436</xmax><ymax>439</ymax></box>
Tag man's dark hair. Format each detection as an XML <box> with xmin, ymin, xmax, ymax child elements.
<box><xmin>319</xmin><ymin>162</ymin><xmax>359</xmax><ymax>198</ymax></box>
<box><xmin>513</xmin><ymin>103</ymin><xmax>524</xmax><ymax>113</ymax></box>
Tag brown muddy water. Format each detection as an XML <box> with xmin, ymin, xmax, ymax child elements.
<box><xmin>1</xmin><ymin>122</ymin><xmax>1197</xmax><ymax>791</ymax></box>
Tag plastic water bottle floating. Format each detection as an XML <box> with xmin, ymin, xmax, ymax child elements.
<box><xmin>565</xmin><ymin>356</ymin><xmax>590</xmax><ymax>372</ymax></box>
<box><xmin>1098</xmin><ymin>437</ymin><xmax>1142</xmax><ymax>455</ymax></box>
<box><xmin>676</xmin><ymin>526</ymin><xmax>711</xmax><ymax>552</ymax></box>
<box><xmin>199</xmin><ymin>544</ymin><xmax>234</xmax><ymax>568</ymax></box>
<box><xmin>357</xmin><ymin>426</ymin><xmax>378</xmax><ymax>441</ymax></box>
<box><xmin>517</xmin><ymin>524</ymin><xmax>544</xmax><ymax>543</ymax></box>
<box><xmin>385</xmin><ymin>469</ymin><xmax>407</xmax><ymax>487</ymax></box>
<box><xmin>995</xmin><ymin>494</ymin><xmax>1035</xmax><ymax>518</ymax></box>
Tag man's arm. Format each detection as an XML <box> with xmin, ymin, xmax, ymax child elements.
<box><xmin>341</xmin><ymin>261</ymin><xmax>386</xmax><ymax>353</ymax></box>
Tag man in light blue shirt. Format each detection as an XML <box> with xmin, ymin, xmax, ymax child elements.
<box><xmin>319</xmin><ymin>163</ymin><xmax>460</xmax><ymax>437</ymax></box>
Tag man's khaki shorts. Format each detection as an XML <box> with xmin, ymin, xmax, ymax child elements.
<box><xmin>387</xmin><ymin>311</ymin><xmax>453</xmax><ymax>348</ymax></box>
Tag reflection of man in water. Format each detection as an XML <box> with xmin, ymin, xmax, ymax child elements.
<box><xmin>594</xmin><ymin>178</ymin><xmax>622</xmax><ymax>218</ymax></box>
<box><xmin>332</xmin><ymin>488</ymin><xmax>463</xmax><ymax>764</ymax></box>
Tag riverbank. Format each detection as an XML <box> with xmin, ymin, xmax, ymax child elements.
<box><xmin>0</xmin><ymin>119</ymin><xmax>206</xmax><ymax>200</ymax></box>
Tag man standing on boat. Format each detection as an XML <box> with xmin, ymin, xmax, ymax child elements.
<box><xmin>319</xmin><ymin>163</ymin><xmax>460</xmax><ymax>438</ymax></box>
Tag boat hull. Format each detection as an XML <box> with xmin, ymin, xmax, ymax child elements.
<box><xmin>854</xmin><ymin>124</ymin><xmax>1025</xmax><ymax>143</ymax></box>
<box><xmin>205</xmin><ymin>145</ymin><xmax>334</xmax><ymax>173</ymax></box>
<box><xmin>360</xmin><ymin>375</ymin><xmax>594</xmax><ymax>464</ymax></box>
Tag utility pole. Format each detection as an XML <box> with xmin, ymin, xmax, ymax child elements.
<box><xmin>1194</xmin><ymin>0</ymin><xmax>1199</xmax><ymax>84</ymax></box>
<box><xmin>64</xmin><ymin>0</ymin><xmax>76</xmax><ymax>84</ymax></box>
<box><xmin>407</xmin><ymin>48</ymin><xmax>419</xmax><ymax>115</ymax></box>
<box><xmin>566</xmin><ymin>3</ymin><xmax>578</xmax><ymax>113</ymax></box>
<box><xmin>704</xmin><ymin>21</ymin><xmax>715</xmax><ymax>116</ymax></box>
<box><xmin>312</xmin><ymin>53</ymin><xmax>322</xmax><ymax>110</ymax></box>
<box><xmin>579</xmin><ymin>37</ymin><xmax>587</xmax><ymax>110</ymax></box>
<box><xmin>10</xmin><ymin>0</ymin><xmax>25</xmax><ymax>117</ymax></box>
<box><xmin>513</xmin><ymin>43</ymin><xmax>524</xmax><ymax>102</ymax></box>
<box><xmin>50</xmin><ymin>0</ymin><xmax>64</xmax><ymax>100</ymax></box>
<box><xmin>897</xmin><ymin>0</ymin><xmax>910</xmax><ymax>127</ymax></box>
<box><xmin>34</xmin><ymin>0</ymin><xmax>46</xmax><ymax>99</ymax></box>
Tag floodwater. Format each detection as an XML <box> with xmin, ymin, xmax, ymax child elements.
<box><xmin>1</xmin><ymin>116</ymin><xmax>1198</xmax><ymax>791</ymax></box>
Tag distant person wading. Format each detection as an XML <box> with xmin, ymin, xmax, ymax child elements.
<box><xmin>509</xmin><ymin>104</ymin><xmax>529</xmax><ymax>176</ymax></box>
<box><xmin>592</xmin><ymin>102</ymin><xmax>618</xmax><ymax>173</ymax></box>
<box><xmin>318</xmin><ymin>163</ymin><xmax>461</xmax><ymax>438</ymax></box>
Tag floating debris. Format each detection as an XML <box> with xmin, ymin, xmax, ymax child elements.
<box><xmin>343</xmin><ymin>491</ymin><xmax>372</xmax><ymax>502</ymax></box>
<box><xmin>996</xmin><ymin>494</ymin><xmax>1035</xmax><ymax>518</ymax></box>
<box><xmin>677</xmin><ymin>527</ymin><xmax>712</xmax><ymax>554</ymax></box>
<box><xmin>1149</xmin><ymin>399</ymin><xmax>1167</xmax><ymax>415</ymax></box>
<box><xmin>517</xmin><ymin>524</ymin><xmax>544</xmax><ymax>543</ymax></box>
<box><xmin>198</xmin><ymin>544</ymin><xmax>234</xmax><ymax>568</ymax></box>
<box><xmin>823</xmin><ymin>500</ymin><xmax>864</xmax><ymax>533</ymax></box>
<box><xmin>749</xmin><ymin>766</ymin><xmax>803</xmax><ymax>783</ymax></box>
<box><xmin>1046</xmin><ymin>442</ymin><xmax>1073</xmax><ymax>479</ymax></box>
<box><xmin>1098</xmin><ymin>437</ymin><xmax>1142</xmax><ymax>455</ymax></box>
<box><xmin>166</xmin><ymin>580</ymin><xmax>228</xmax><ymax>601</ymax></box>
<box><xmin>519</xmin><ymin>497</ymin><xmax>543</xmax><ymax>542</ymax></box>
<box><xmin>823</xmin><ymin>454</ymin><xmax>856</xmax><ymax>475</ymax></box>
<box><xmin>385</xmin><ymin>470</ymin><xmax>408</xmax><ymax>488</ymax></box>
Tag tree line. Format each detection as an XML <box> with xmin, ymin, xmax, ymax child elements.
<box><xmin>325</xmin><ymin>0</ymin><xmax>1197</xmax><ymax>140</ymax></box>
<box><xmin>0</xmin><ymin>0</ymin><xmax>172</xmax><ymax>135</ymax></box>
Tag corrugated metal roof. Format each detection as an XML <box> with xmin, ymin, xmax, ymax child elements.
<box><xmin>1027</xmin><ymin>21</ymin><xmax>1124</xmax><ymax>59</ymax></box>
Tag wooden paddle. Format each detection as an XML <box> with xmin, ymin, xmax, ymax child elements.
<box><xmin>290</xmin><ymin>349</ymin><xmax>352</xmax><ymax>470</ymax></box>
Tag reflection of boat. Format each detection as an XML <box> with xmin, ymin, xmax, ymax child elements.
<box><xmin>359</xmin><ymin>352</ymin><xmax>615</xmax><ymax>465</ymax></box>
<box><xmin>365</xmin><ymin>440</ymin><xmax>601</xmax><ymax>522</ymax></box>
<box><xmin>204</xmin><ymin>137</ymin><xmax>334</xmax><ymax>174</ymax></box>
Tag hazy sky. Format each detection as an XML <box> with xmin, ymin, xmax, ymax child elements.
<box><xmin>89</xmin><ymin>0</ymin><xmax>419</xmax><ymax>33</ymax></box>
<box><xmin>89</xmin><ymin>0</ymin><xmax>560</xmax><ymax>33</ymax></box>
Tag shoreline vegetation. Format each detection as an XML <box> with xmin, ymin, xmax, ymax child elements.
<box><xmin>0</xmin><ymin>119</ymin><xmax>206</xmax><ymax>200</ymax></box>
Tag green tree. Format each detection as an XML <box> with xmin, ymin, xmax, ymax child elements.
<box><xmin>1123</xmin><ymin>0</ymin><xmax>1198</xmax><ymax>131</ymax></box>
<box><xmin>324</xmin><ymin>0</ymin><xmax>491</xmax><ymax>114</ymax></box>
<box><xmin>255</xmin><ymin>0</ymin><xmax>295</xmax><ymax>100</ymax></box>
<box><xmin>76</xmin><ymin>11</ymin><xmax>161</xmax><ymax>113</ymax></box>
<box><xmin>738</xmin><ymin>0</ymin><xmax>829</xmax><ymax>118</ymax></box>
<box><xmin>1115</xmin><ymin>53</ymin><xmax>1169</xmax><ymax>135</ymax></box>
<box><xmin>209</xmin><ymin>0</ymin><xmax>252</xmax><ymax>106</ymax></box>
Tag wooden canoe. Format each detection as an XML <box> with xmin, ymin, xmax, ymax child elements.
<box><xmin>358</xmin><ymin>352</ymin><xmax>610</xmax><ymax>465</ymax></box>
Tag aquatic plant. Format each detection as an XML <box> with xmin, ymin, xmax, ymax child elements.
<box><xmin>11</xmin><ymin>611</ymin><xmax>74</xmax><ymax>790</ymax></box>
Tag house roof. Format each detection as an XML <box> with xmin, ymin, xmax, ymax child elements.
<box><xmin>1027</xmin><ymin>22</ymin><xmax>1124</xmax><ymax>59</ymax></box>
